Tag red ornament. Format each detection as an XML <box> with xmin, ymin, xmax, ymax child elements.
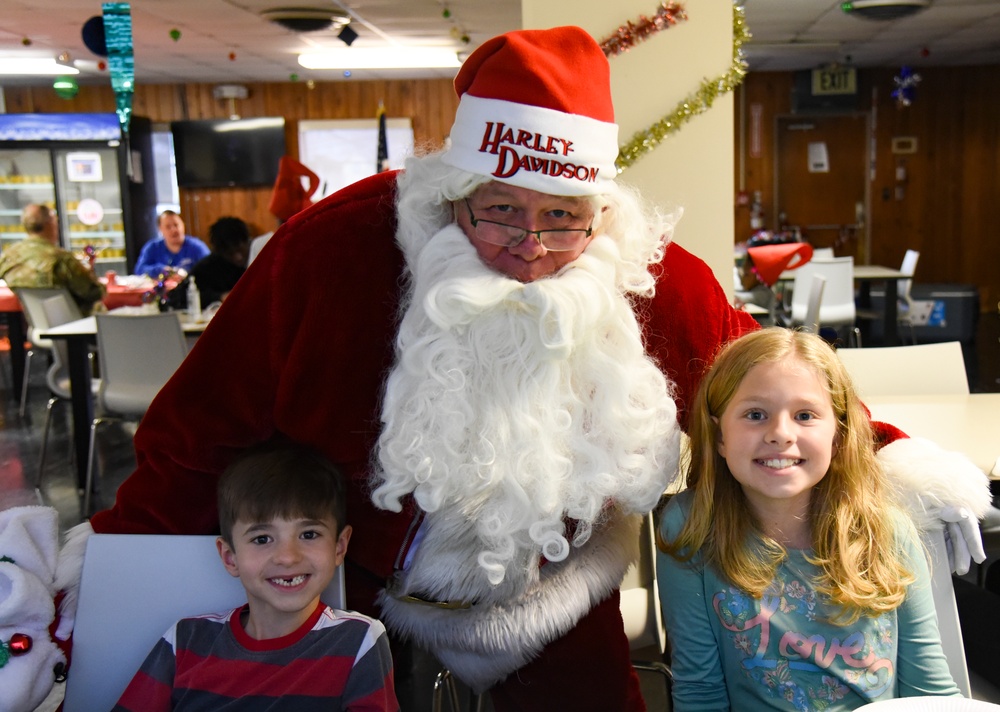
<box><xmin>9</xmin><ymin>633</ymin><xmax>32</xmax><ymax>654</ymax></box>
<box><xmin>98</xmin><ymin>60</ymin><xmax>107</xmax><ymax>71</ymax></box>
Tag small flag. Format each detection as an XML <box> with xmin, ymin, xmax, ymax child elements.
<box><xmin>376</xmin><ymin>102</ymin><xmax>390</xmax><ymax>173</ymax></box>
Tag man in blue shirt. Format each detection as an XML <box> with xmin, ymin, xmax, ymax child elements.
<box><xmin>134</xmin><ymin>210</ymin><xmax>210</xmax><ymax>278</ymax></box>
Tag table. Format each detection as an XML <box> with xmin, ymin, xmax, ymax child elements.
<box><xmin>0</xmin><ymin>278</ymin><xmax>180</xmax><ymax>397</ymax></box>
<box><xmin>0</xmin><ymin>285</ymin><xmax>27</xmax><ymax>396</ymax></box>
<box><xmin>37</xmin><ymin>312</ymin><xmax>208</xmax><ymax>490</ymax></box>
<box><xmin>100</xmin><ymin>275</ymin><xmax>182</xmax><ymax>310</ymax></box>
<box><xmin>780</xmin><ymin>264</ymin><xmax>909</xmax><ymax>345</ymax></box>
<box><xmin>864</xmin><ymin>393</ymin><xmax>1000</xmax><ymax>480</ymax></box>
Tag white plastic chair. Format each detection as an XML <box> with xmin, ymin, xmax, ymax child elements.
<box><xmin>790</xmin><ymin>257</ymin><xmax>860</xmax><ymax>346</ymax></box>
<box><xmin>620</xmin><ymin>512</ymin><xmax>674</xmax><ymax>695</ymax></box>
<box><xmin>802</xmin><ymin>274</ymin><xmax>826</xmax><ymax>334</ymax></box>
<box><xmin>895</xmin><ymin>249</ymin><xmax>921</xmax><ymax>343</ymax></box>
<box><xmin>925</xmin><ymin>527</ymin><xmax>972</xmax><ymax>697</ymax></box>
<box><xmin>12</xmin><ymin>287</ymin><xmax>80</xmax><ymax>418</ymax></box>
<box><xmin>85</xmin><ymin>313</ymin><xmax>189</xmax><ymax>513</ymax></box>
<box><xmin>835</xmin><ymin>341</ymin><xmax>969</xmax><ymax>398</ymax></box>
<box><xmin>36</xmin><ymin>294</ymin><xmax>99</xmax><ymax>498</ymax></box>
<box><xmin>64</xmin><ymin>533</ymin><xmax>346</xmax><ymax>711</ymax></box>
<box><xmin>856</xmin><ymin>249</ymin><xmax>922</xmax><ymax>345</ymax></box>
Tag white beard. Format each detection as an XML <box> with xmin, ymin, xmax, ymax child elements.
<box><xmin>372</xmin><ymin>224</ymin><xmax>680</xmax><ymax>601</ymax></box>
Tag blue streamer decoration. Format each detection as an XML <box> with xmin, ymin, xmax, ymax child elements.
<box><xmin>102</xmin><ymin>3</ymin><xmax>134</xmax><ymax>135</ymax></box>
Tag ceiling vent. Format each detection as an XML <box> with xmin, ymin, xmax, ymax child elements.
<box><xmin>841</xmin><ymin>0</ymin><xmax>931</xmax><ymax>21</ymax></box>
<box><xmin>261</xmin><ymin>7</ymin><xmax>351</xmax><ymax>33</ymax></box>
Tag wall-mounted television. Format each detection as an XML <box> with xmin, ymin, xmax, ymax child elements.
<box><xmin>171</xmin><ymin>117</ymin><xmax>286</xmax><ymax>189</ymax></box>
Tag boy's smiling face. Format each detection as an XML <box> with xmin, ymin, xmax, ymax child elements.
<box><xmin>217</xmin><ymin>515</ymin><xmax>351</xmax><ymax>640</ymax></box>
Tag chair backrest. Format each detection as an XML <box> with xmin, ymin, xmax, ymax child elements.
<box><xmin>924</xmin><ymin>527</ymin><xmax>972</xmax><ymax>697</ymax></box>
<box><xmin>790</xmin><ymin>256</ymin><xmax>856</xmax><ymax>327</ymax></box>
<box><xmin>803</xmin><ymin>274</ymin><xmax>826</xmax><ymax>334</ymax></box>
<box><xmin>620</xmin><ymin>512</ymin><xmax>667</xmax><ymax>655</ymax></box>
<box><xmin>898</xmin><ymin>249</ymin><xmax>920</xmax><ymax>303</ymax></box>
<box><xmin>39</xmin><ymin>293</ymin><xmax>84</xmax><ymax>398</ymax></box>
<box><xmin>836</xmin><ymin>341</ymin><xmax>969</xmax><ymax>397</ymax></box>
<box><xmin>64</xmin><ymin>534</ymin><xmax>347</xmax><ymax>711</ymax></box>
<box><xmin>13</xmin><ymin>286</ymin><xmax>79</xmax><ymax>350</ymax></box>
<box><xmin>94</xmin><ymin>313</ymin><xmax>189</xmax><ymax>415</ymax></box>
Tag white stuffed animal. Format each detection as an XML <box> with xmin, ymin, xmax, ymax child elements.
<box><xmin>0</xmin><ymin>506</ymin><xmax>67</xmax><ymax>712</ymax></box>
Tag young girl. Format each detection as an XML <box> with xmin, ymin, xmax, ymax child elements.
<box><xmin>657</xmin><ymin>328</ymin><xmax>960</xmax><ymax>710</ymax></box>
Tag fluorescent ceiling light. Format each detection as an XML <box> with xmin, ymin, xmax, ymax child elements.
<box><xmin>0</xmin><ymin>58</ymin><xmax>80</xmax><ymax>75</ymax></box>
<box><xmin>298</xmin><ymin>47</ymin><xmax>460</xmax><ymax>70</ymax></box>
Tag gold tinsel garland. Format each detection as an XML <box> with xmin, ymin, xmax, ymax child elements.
<box><xmin>615</xmin><ymin>2</ymin><xmax>750</xmax><ymax>172</ymax></box>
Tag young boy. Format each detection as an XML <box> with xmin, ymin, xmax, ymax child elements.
<box><xmin>113</xmin><ymin>443</ymin><xmax>399</xmax><ymax>710</ymax></box>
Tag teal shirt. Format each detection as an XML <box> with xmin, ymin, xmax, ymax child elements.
<box><xmin>657</xmin><ymin>491</ymin><xmax>960</xmax><ymax>711</ymax></box>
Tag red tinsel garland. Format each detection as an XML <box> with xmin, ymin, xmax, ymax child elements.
<box><xmin>599</xmin><ymin>2</ymin><xmax>688</xmax><ymax>57</ymax></box>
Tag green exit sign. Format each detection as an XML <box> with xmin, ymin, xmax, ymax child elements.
<box><xmin>811</xmin><ymin>67</ymin><xmax>857</xmax><ymax>95</ymax></box>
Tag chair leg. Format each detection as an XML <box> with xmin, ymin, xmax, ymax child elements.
<box><xmin>633</xmin><ymin>660</ymin><xmax>674</xmax><ymax>702</ymax></box>
<box><xmin>35</xmin><ymin>396</ymin><xmax>58</xmax><ymax>495</ymax></box>
<box><xmin>84</xmin><ymin>417</ymin><xmax>103</xmax><ymax>516</ymax></box>
<box><xmin>432</xmin><ymin>669</ymin><xmax>463</xmax><ymax>712</ymax></box>
<box><xmin>19</xmin><ymin>349</ymin><xmax>34</xmax><ymax>418</ymax></box>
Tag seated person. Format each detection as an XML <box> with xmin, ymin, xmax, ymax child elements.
<box><xmin>113</xmin><ymin>442</ymin><xmax>399</xmax><ymax>711</ymax></box>
<box><xmin>659</xmin><ymin>328</ymin><xmax>961</xmax><ymax>709</ymax></box>
<box><xmin>134</xmin><ymin>210</ymin><xmax>210</xmax><ymax>278</ymax></box>
<box><xmin>166</xmin><ymin>216</ymin><xmax>250</xmax><ymax>311</ymax></box>
<box><xmin>0</xmin><ymin>203</ymin><xmax>105</xmax><ymax>315</ymax></box>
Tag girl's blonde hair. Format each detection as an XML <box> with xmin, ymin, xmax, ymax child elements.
<box><xmin>662</xmin><ymin>328</ymin><xmax>914</xmax><ymax>623</ymax></box>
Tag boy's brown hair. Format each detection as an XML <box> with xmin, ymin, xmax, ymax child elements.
<box><xmin>217</xmin><ymin>442</ymin><xmax>347</xmax><ymax>546</ymax></box>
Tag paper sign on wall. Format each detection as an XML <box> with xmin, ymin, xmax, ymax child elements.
<box><xmin>808</xmin><ymin>142</ymin><xmax>829</xmax><ymax>173</ymax></box>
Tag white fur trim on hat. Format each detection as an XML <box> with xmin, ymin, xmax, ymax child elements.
<box><xmin>441</xmin><ymin>96</ymin><xmax>619</xmax><ymax>196</ymax></box>
<box><xmin>878</xmin><ymin>436</ymin><xmax>992</xmax><ymax>533</ymax></box>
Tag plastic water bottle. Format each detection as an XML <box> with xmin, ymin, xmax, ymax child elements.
<box><xmin>187</xmin><ymin>276</ymin><xmax>201</xmax><ymax>322</ymax></box>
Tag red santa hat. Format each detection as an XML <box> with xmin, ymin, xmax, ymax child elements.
<box><xmin>440</xmin><ymin>26</ymin><xmax>619</xmax><ymax>196</ymax></box>
<box><xmin>746</xmin><ymin>242</ymin><xmax>814</xmax><ymax>287</ymax></box>
<box><xmin>268</xmin><ymin>156</ymin><xmax>321</xmax><ymax>222</ymax></box>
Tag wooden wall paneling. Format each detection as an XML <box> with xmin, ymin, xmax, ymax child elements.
<box><xmin>735</xmin><ymin>66</ymin><xmax>1000</xmax><ymax>312</ymax></box>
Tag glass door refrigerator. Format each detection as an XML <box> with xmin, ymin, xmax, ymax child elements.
<box><xmin>0</xmin><ymin>113</ymin><xmax>157</xmax><ymax>276</ymax></box>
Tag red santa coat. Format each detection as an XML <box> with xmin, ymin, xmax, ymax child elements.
<box><xmin>92</xmin><ymin>169</ymin><xmax>760</xmax><ymax>591</ymax></box>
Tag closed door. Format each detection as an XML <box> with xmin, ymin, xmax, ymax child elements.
<box><xmin>775</xmin><ymin>114</ymin><xmax>869</xmax><ymax>262</ymax></box>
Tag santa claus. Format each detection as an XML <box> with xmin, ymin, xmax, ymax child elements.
<box><xmin>46</xmin><ymin>25</ymin><xmax>988</xmax><ymax>712</ymax></box>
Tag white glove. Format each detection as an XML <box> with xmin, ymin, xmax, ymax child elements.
<box><xmin>940</xmin><ymin>506</ymin><xmax>986</xmax><ymax>576</ymax></box>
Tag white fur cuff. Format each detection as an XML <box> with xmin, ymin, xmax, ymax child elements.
<box><xmin>879</xmin><ymin>436</ymin><xmax>993</xmax><ymax>533</ymax></box>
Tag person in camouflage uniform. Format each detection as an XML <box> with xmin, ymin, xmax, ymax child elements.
<box><xmin>0</xmin><ymin>203</ymin><xmax>105</xmax><ymax>315</ymax></box>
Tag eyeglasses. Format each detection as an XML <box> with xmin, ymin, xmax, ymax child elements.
<box><xmin>464</xmin><ymin>200</ymin><xmax>593</xmax><ymax>252</ymax></box>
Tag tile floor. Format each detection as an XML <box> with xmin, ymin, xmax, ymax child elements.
<box><xmin>2</xmin><ymin>311</ymin><xmax>998</xmax><ymax>710</ymax></box>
